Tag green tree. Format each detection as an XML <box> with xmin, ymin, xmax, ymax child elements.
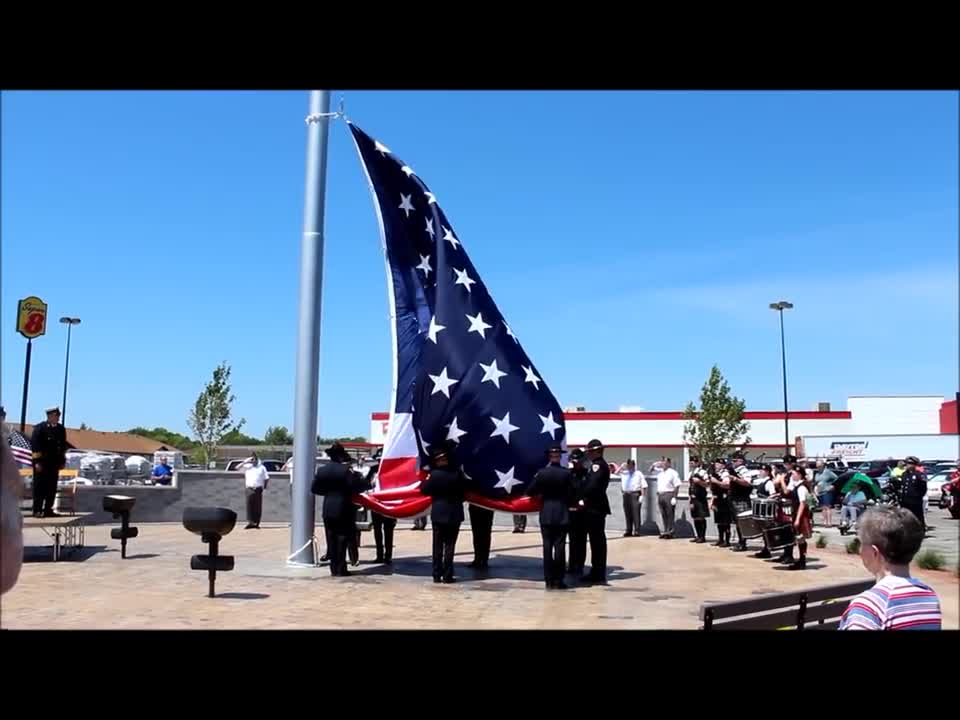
<box><xmin>79</xmin><ymin>422</ymin><xmax>90</xmax><ymax>430</ymax></box>
<box><xmin>187</xmin><ymin>362</ymin><xmax>245</xmax><ymax>465</ymax></box>
<box><xmin>221</xmin><ymin>429</ymin><xmax>263</xmax><ymax>446</ymax></box>
<box><xmin>682</xmin><ymin>365</ymin><xmax>751</xmax><ymax>462</ymax></box>
<box><xmin>127</xmin><ymin>426</ymin><xmax>198</xmax><ymax>451</ymax></box>
<box><xmin>264</xmin><ymin>426</ymin><xmax>293</xmax><ymax>445</ymax></box>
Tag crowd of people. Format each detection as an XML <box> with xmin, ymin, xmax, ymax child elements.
<box><xmin>310</xmin><ymin>439</ymin><xmax>615</xmax><ymax>588</ymax></box>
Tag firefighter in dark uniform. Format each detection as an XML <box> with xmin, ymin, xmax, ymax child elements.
<box><xmin>30</xmin><ymin>406</ymin><xmax>68</xmax><ymax>518</ymax></box>
<box><xmin>468</xmin><ymin>502</ymin><xmax>494</xmax><ymax>571</ymax></box>
<box><xmin>566</xmin><ymin>448</ymin><xmax>588</xmax><ymax>576</ymax></box>
<box><xmin>420</xmin><ymin>442</ymin><xmax>466</xmax><ymax>584</ymax></box>
<box><xmin>513</xmin><ymin>513</ymin><xmax>527</xmax><ymax>533</ymax></box>
<box><xmin>688</xmin><ymin>455</ymin><xmax>710</xmax><ymax>543</ymax></box>
<box><xmin>581</xmin><ymin>439</ymin><xmax>611</xmax><ymax>584</ymax></box>
<box><xmin>526</xmin><ymin>444</ymin><xmax>575</xmax><ymax>589</ymax></box>
<box><xmin>897</xmin><ymin>456</ymin><xmax>928</xmax><ymax>531</ymax></box>
<box><xmin>367</xmin><ymin>462</ymin><xmax>397</xmax><ymax>565</ymax></box>
<box><xmin>311</xmin><ymin>442</ymin><xmax>371</xmax><ymax>577</ymax></box>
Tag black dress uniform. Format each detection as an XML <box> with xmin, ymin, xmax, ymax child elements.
<box><xmin>688</xmin><ymin>459</ymin><xmax>710</xmax><ymax>543</ymax></box>
<box><xmin>312</xmin><ymin>445</ymin><xmax>371</xmax><ymax>577</ymax></box>
<box><xmin>30</xmin><ymin>411</ymin><xmax>68</xmax><ymax>517</ymax></box>
<box><xmin>566</xmin><ymin>449</ymin><xmax>588</xmax><ymax>576</ymax></box>
<box><xmin>710</xmin><ymin>463</ymin><xmax>732</xmax><ymax>547</ymax></box>
<box><xmin>581</xmin><ymin>440</ymin><xmax>611</xmax><ymax>584</ymax></box>
<box><xmin>420</xmin><ymin>448</ymin><xmax>466</xmax><ymax>584</ymax></box>
<box><xmin>367</xmin><ymin>463</ymin><xmax>397</xmax><ymax>564</ymax></box>
<box><xmin>898</xmin><ymin>457</ymin><xmax>927</xmax><ymax>531</ymax></box>
<box><xmin>527</xmin><ymin>448</ymin><xmax>575</xmax><ymax>589</ymax></box>
<box><xmin>729</xmin><ymin>456</ymin><xmax>753</xmax><ymax>551</ymax></box>
<box><xmin>468</xmin><ymin>503</ymin><xmax>494</xmax><ymax>570</ymax></box>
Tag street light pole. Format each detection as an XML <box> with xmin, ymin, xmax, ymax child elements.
<box><xmin>59</xmin><ymin>317</ymin><xmax>81</xmax><ymax>426</ymax></box>
<box><xmin>769</xmin><ymin>301</ymin><xmax>793</xmax><ymax>456</ymax></box>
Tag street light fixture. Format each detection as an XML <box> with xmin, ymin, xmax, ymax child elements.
<box><xmin>59</xmin><ymin>317</ymin><xmax>81</xmax><ymax>426</ymax></box>
<box><xmin>769</xmin><ymin>301</ymin><xmax>793</xmax><ymax>456</ymax></box>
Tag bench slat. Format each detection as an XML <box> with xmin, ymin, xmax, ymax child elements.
<box><xmin>710</xmin><ymin>599</ymin><xmax>854</xmax><ymax>631</ymax></box>
<box><xmin>700</xmin><ymin>579</ymin><xmax>874</xmax><ymax>621</ymax></box>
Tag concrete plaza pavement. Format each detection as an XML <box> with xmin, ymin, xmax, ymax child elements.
<box><xmin>4</xmin><ymin>520</ymin><xmax>957</xmax><ymax>630</ymax></box>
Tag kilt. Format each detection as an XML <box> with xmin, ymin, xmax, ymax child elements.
<box><xmin>690</xmin><ymin>496</ymin><xmax>710</xmax><ymax>520</ymax></box>
<box><xmin>795</xmin><ymin>513</ymin><xmax>813</xmax><ymax>539</ymax></box>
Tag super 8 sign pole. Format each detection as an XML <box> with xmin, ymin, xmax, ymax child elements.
<box><xmin>16</xmin><ymin>296</ymin><xmax>49</xmax><ymax>432</ymax></box>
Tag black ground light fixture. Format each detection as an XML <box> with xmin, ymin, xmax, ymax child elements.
<box><xmin>183</xmin><ymin>507</ymin><xmax>237</xmax><ymax>597</ymax></box>
<box><xmin>103</xmin><ymin>495</ymin><xmax>138</xmax><ymax>558</ymax></box>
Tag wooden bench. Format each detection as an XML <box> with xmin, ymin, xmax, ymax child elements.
<box><xmin>699</xmin><ymin>579</ymin><xmax>875</xmax><ymax>630</ymax></box>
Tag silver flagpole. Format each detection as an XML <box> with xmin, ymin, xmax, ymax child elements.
<box><xmin>289</xmin><ymin>90</ymin><xmax>332</xmax><ymax>565</ymax></box>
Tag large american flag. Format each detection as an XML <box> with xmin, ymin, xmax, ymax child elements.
<box><xmin>348</xmin><ymin>122</ymin><xmax>566</xmax><ymax>517</ymax></box>
<box><xmin>7</xmin><ymin>428</ymin><xmax>33</xmax><ymax>466</ymax></box>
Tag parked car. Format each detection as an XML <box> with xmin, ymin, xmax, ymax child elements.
<box><xmin>925</xmin><ymin>470</ymin><xmax>954</xmax><ymax>502</ymax></box>
<box><xmin>940</xmin><ymin>474</ymin><xmax>960</xmax><ymax>518</ymax></box>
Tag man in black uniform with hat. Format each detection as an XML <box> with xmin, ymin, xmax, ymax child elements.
<box><xmin>566</xmin><ymin>448</ymin><xmax>588</xmax><ymax>577</ymax></box>
<box><xmin>366</xmin><ymin>462</ymin><xmax>397</xmax><ymax>565</ymax></box>
<box><xmin>527</xmin><ymin>444</ymin><xmax>575</xmax><ymax>589</ymax></box>
<box><xmin>581</xmin><ymin>439</ymin><xmax>611</xmax><ymax>584</ymax></box>
<box><xmin>312</xmin><ymin>442</ymin><xmax>371</xmax><ymax>576</ymax></box>
<box><xmin>420</xmin><ymin>442</ymin><xmax>466</xmax><ymax>584</ymax></box>
<box><xmin>468</xmin><ymin>502</ymin><xmax>494</xmax><ymax>571</ymax></box>
<box><xmin>30</xmin><ymin>406</ymin><xmax>68</xmax><ymax>518</ymax></box>
<box><xmin>897</xmin><ymin>456</ymin><xmax>928</xmax><ymax>531</ymax></box>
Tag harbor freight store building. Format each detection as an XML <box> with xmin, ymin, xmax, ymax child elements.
<box><xmin>369</xmin><ymin>394</ymin><xmax>958</xmax><ymax>479</ymax></box>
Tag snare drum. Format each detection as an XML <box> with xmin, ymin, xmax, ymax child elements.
<box><xmin>736</xmin><ymin>511</ymin><xmax>765</xmax><ymax>539</ymax></box>
<box><xmin>752</xmin><ymin>498</ymin><xmax>778</xmax><ymax>520</ymax></box>
<box><xmin>762</xmin><ymin>523</ymin><xmax>796</xmax><ymax>550</ymax></box>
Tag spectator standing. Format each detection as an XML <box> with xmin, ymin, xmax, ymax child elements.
<box><xmin>152</xmin><ymin>457</ymin><xmax>174</xmax><ymax>486</ymax></box>
<box><xmin>242</xmin><ymin>452</ymin><xmax>269</xmax><ymax>529</ymax></box>
<box><xmin>619</xmin><ymin>459</ymin><xmax>643</xmax><ymax>537</ymax></box>
<box><xmin>814</xmin><ymin>459</ymin><xmax>837</xmax><ymax>527</ymax></box>
<box><xmin>656</xmin><ymin>458</ymin><xmax>682</xmax><ymax>539</ymax></box>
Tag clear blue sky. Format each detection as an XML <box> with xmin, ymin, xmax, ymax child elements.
<box><xmin>2</xmin><ymin>91</ymin><xmax>957</xmax><ymax>439</ymax></box>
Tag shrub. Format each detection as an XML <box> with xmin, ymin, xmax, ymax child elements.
<box><xmin>915</xmin><ymin>549</ymin><xmax>946</xmax><ymax>571</ymax></box>
<box><xmin>815</xmin><ymin>534</ymin><xmax>828</xmax><ymax>549</ymax></box>
<box><xmin>846</xmin><ymin>537</ymin><xmax>861</xmax><ymax>554</ymax></box>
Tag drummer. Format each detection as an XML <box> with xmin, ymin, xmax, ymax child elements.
<box><xmin>751</xmin><ymin>464</ymin><xmax>778</xmax><ymax>559</ymax></box>
<box><xmin>729</xmin><ymin>451</ymin><xmax>753</xmax><ymax>552</ymax></box>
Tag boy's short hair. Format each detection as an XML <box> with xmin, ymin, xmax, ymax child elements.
<box><xmin>857</xmin><ymin>506</ymin><xmax>924</xmax><ymax>565</ymax></box>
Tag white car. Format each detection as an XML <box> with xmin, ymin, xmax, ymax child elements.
<box><xmin>926</xmin><ymin>471</ymin><xmax>953</xmax><ymax>502</ymax></box>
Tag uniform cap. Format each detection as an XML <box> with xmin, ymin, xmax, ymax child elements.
<box><xmin>569</xmin><ymin>449</ymin><xmax>585</xmax><ymax>461</ymax></box>
<box><xmin>731</xmin><ymin>451</ymin><xmax>745</xmax><ymax>460</ymax></box>
<box><xmin>904</xmin><ymin>456</ymin><xmax>920</xmax><ymax>465</ymax></box>
<box><xmin>325</xmin><ymin>442</ymin><xmax>351</xmax><ymax>462</ymax></box>
<box><xmin>45</xmin><ymin>405</ymin><xmax>61</xmax><ymax>414</ymax></box>
<box><xmin>782</xmin><ymin>454</ymin><xmax>797</xmax><ymax>464</ymax></box>
<box><xmin>586</xmin><ymin>439</ymin><xmax>603</xmax><ymax>451</ymax></box>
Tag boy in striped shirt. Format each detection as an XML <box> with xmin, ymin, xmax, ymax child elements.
<box><xmin>839</xmin><ymin>506</ymin><xmax>942</xmax><ymax>630</ymax></box>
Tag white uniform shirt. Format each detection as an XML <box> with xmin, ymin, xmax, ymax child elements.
<box><xmin>657</xmin><ymin>467</ymin><xmax>681</xmax><ymax>493</ymax></box>
<box><xmin>244</xmin><ymin>462</ymin><xmax>269</xmax><ymax>489</ymax></box>
<box><xmin>620</xmin><ymin>469</ymin><xmax>644</xmax><ymax>493</ymax></box>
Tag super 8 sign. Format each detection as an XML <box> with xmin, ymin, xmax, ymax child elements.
<box><xmin>17</xmin><ymin>296</ymin><xmax>48</xmax><ymax>339</ymax></box>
